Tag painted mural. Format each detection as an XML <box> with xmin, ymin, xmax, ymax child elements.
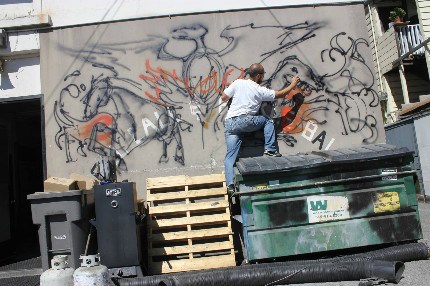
<box><xmin>42</xmin><ymin>4</ymin><xmax>384</xmax><ymax>179</ymax></box>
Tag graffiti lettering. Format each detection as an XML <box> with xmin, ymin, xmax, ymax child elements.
<box><xmin>301</xmin><ymin>121</ymin><xmax>336</xmax><ymax>150</ymax></box>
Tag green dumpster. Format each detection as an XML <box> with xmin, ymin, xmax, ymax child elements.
<box><xmin>235</xmin><ymin>143</ymin><xmax>423</xmax><ymax>262</ymax></box>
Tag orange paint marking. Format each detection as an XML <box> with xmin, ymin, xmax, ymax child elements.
<box><xmin>139</xmin><ymin>60</ymin><xmax>245</xmax><ymax>101</ymax></box>
<box><xmin>278</xmin><ymin>88</ymin><xmax>310</xmax><ymax>134</ymax></box>
<box><xmin>74</xmin><ymin>113</ymin><xmax>114</xmax><ymax>145</ymax></box>
<box><xmin>139</xmin><ymin>60</ymin><xmax>184</xmax><ymax>103</ymax></box>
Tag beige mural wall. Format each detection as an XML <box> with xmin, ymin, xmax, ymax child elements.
<box><xmin>41</xmin><ymin>4</ymin><xmax>385</xmax><ymax>197</ymax></box>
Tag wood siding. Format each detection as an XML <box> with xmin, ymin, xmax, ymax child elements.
<box><xmin>417</xmin><ymin>0</ymin><xmax>430</xmax><ymax>34</ymax></box>
<box><xmin>377</xmin><ymin>27</ymin><xmax>400</xmax><ymax>75</ymax></box>
<box><xmin>384</xmin><ymin>71</ymin><xmax>403</xmax><ymax>109</ymax></box>
<box><xmin>417</xmin><ymin>0</ymin><xmax>430</xmax><ymax>78</ymax></box>
<box><xmin>384</xmin><ymin>69</ymin><xmax>430</xmax><ymax>109</ymax></box>
<box><xmin>405</xmin><ymin>71</ymin><xmax>430</xmax><ymax>102</ymax></box>
<box><xmin>368</xmin><ymin>1</ymin><xmax>430</xmax><ymax>120</ymax></box>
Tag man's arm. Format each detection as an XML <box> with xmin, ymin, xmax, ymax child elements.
<box><xmin>221</xmin><ymin>92</ymin><xmax>231</xmax><ymax>102</ymax></box>
<box><xmin>221</xmin><ymin>80</ymin><xmax>235</xmax><ymax>102</ymax></box>
<box><xmin>274</xmin><ymin>76</ymin><xmax>300</xmax><ymax>99</ymax></box>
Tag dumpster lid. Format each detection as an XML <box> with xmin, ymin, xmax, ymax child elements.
<box><xmin>311</xmin><ymin>143</ymin><xmax>412</xmax><ymax>162</ymax></box>
<box><xmin>236</xmin><ymin>153</ymin><xmax>327</xmax><ymax>175</ymax></box>
<box><xmin>27</xmin><ymin>189</ymin><xmax>84</xmax><ymax>200</ymax></box>
<box><xmin>236</xmin><ymin>143</ymin><xmax>412</xmax><ymax>175</ymax></box>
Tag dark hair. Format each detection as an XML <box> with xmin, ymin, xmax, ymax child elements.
<box><xmin>248</xmin><ymin>69</ymin><xmax>259</xmax><ymax>77</ymax></box>
<box><xmin>248</xmin><ymin>64</ymin><xmax>264</xmax><ymax>77</ymax></box>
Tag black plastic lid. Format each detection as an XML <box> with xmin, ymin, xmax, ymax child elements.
<box><xmin>236</xmin><ymin>143</ymin><xmax>412</xmax><ymax>175</ymax></box>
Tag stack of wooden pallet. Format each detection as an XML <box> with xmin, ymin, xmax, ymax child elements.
<box><xmin>146</xmin><ymin>173</ymin><xmax>236</xmax><ymax>274</ymax></box>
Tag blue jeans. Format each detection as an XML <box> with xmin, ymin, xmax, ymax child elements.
<box><xmin>224</xmin><ymin>115</ymin><xmax>277</xmax><ymax>186</ymax></box>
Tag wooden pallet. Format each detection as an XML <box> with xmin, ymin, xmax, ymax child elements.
<box><xmin>146</xmin><ymin>174</ymin><xmax>236</xmax><ymax>274</ymax></box>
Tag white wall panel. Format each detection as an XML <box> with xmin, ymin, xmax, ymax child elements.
<box><xmin>1</xmin><ymin>0</ymin><xmax>364</xmax><ymax>29</ymax></box>
<box><xmin>0</xmin><ymin>57</ymin><xmax>41</xmax><ymax>98</ymax></box>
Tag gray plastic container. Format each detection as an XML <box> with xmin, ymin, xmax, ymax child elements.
<box><xmin>27</xmin><ymin>190</ymin><xmax>94</xmax><ymax>270</ymax></box>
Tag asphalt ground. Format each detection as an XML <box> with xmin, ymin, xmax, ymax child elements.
<box><xmin>0</xmin><ymin>203</ymin><xmax>428</xmax><ymax>286</ymax></box>
<box><xmin>298</xmin><ymin>202</ymin><xmax>430</xmax><ymax>286</ymax></box>
<box><xmin>0</xmin><ymin>257</ymin><xmax>41</xmax><ymax>286</ymax></box>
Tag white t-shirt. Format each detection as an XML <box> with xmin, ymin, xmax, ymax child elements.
<box><xmin>223</xmin><ymin>79</ymin><xmax>275</xmax><ymax>119</ymax></box>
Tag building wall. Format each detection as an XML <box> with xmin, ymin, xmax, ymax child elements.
<box><xmin>0</xmin><ymin>31</ymin><xmax>41</xmax><ymax>98</ymax></box>
<box><xmin>0</xmin><ymin>1</ymin><xmax>364</xmax><ymax>99</ymax></box>
<box><xmin>40</xmin><ymin>4</ymin><xmax>385</xmax><ymax>197</ymax></box>
<box><xmin>417</xmin><ymin>0</ymin><xmax>430</xmax><ymax>79</ymax></box>
<box><xmin>414</xmin><ymin>112</ymin><xmax>430</xmax><ymax>196</ymax></box>
<box><xmin>364</xmin><ymin>2</ymin><xmax>398</xmax><ymax>124</ymax></box>
<box><xmin>377</xmin><ymin>27</ymin><xmax>400</xmax><ymax>75</ymax></box>
<box><xmin>0</xmin><ymin>0</ymin><xmax>364</xmax><ymax>29</ymax></box>
<box><xmin>406</xmin><ymin>71</ymin><xmax>430</xmax><ymax>102</ymax></box>
<box><xmin>418</xmin><ymin>0</ymin><xmax>430</xmax><ymax>36</ymax></box>
<box><xmin>384</xmin><ymin>71</ymin><xmax>403</xmax><ymax>109</ymax></box>
<box><xmin>385</xmin><ymin>117</ymin><xmax>425</xmax><ymax>196</ymax></box>
<box><xmin>366</xmin><ymin>0</ymin><xmax>430</xmax><ymax>122</ymax></box>
<box><xmin>383</xmin><ymin>66</ymin><xmax>430</xmax><ymax>110</ymax></box>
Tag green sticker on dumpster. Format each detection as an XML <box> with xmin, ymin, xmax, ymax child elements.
<box><xmin>307</xmin><ymin>196</ymin><xmax>350</xmax><ymax>223</ymax></box>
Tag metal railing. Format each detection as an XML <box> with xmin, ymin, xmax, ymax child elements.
<box><xmin>397</xmin><ymin>24</ymin><xmax>426</xmax><ymax>56</ymax></box>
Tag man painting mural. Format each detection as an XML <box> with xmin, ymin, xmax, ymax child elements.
<box><xmin>221</xmin><ymin>63</ymin><xmax>300</xmax><ymax>193</ymax></box>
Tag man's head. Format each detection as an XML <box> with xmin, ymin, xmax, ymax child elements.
<box><xmin>248</xmin><ymin>63</ymin><xmax>265</xmax><ymax>84</ymax></box>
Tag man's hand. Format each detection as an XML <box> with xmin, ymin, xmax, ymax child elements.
<box><xmin>290</xmin><ymin>75</ymin><xmax>300</xmax><ymax>88</ymax></box>
<box><xmin>274</xmin><ymin>75</ymin><xmax>301</xmax><ymax>99</ymax></box>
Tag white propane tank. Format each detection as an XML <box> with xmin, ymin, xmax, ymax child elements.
<box><xmin>40</xmin><ymin>255</ymin><xmax>74</xmax><ymax>286</ymax></box>
<box><xmin>73</xmin><ymin>254</ymin><xmax>111</xmax><ymax>286</ymax></box>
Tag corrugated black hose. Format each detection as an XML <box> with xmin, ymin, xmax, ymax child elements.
<box><xmin>155</xmin><ymin>260</ymin><xmax>404</xmax><ymax>286</ymax></box>
<box><xmin>119</xmin><ymin>242</ymin><xmax>429</xmax><ymax>286</ymax></box>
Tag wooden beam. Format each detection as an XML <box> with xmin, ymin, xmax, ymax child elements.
<box><xmin>186</xmin><ymin>174</ymin><xmax>225</xmax><ymax>185</ymax></box>
<box><xmin>150</xmin><ymin>227</ymin><xmax>233</xmax><ymax>242</ymax></box>
<box><xmin>147</xmin><ymin>187</ymin><xmax>226</xmax><ymax>202</ymax></box>
<box><xmin>149</xmin><ymin>254</ymin><xmax>236</xmax><ymax>274</ymax></box>
<box><xmin>149</xmin><ymin>213</ymin><xmax>230</xmax><ymax>228</ymax></box>
<box><xmin>149</xmin><ymin>200</ymin><xmax>228</xmax><ymax>215</ymax></box>
<box><xmin>149</xmin><ymin>241</ymin><xmax>234</xmax><ymax>256</ymax></box>
<box><xmin>147</xmin><ymin>175</ymin><xmax>187</xmax><ymax>189</ymax></box>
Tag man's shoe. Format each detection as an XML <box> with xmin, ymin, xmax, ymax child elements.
<box><xmin>227</xmin><ymin>184</ymin><xmax>235</xmax><ymax>195</ymax></box>
<box><xmin>264</xmin><ymin>150</ymin><xmax>282</xmax><ymax>157</ymax></box>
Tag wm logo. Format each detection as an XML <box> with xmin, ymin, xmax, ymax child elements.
<box><xmin>310</xmin><ymin>200</ymin><xmax>328</xmax><ymax>211</ymax></box>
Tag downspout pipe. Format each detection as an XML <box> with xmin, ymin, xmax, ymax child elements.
<box><xmin>367</xmin><ymin>0</ymin><xmax>384</xmax><ymax>94</ymax></box>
